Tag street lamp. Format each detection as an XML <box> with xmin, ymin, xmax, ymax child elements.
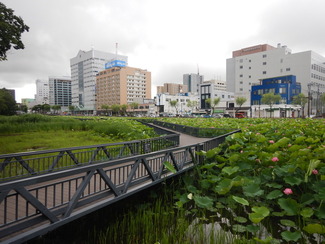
<box><xmin>157</xmin><ymin>93</ymin><xmax>162</xmax><ymax>114</ymax></box>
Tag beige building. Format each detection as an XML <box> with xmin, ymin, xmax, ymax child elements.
<box><xmin>157</xmin><ymin>83</ymin><xmax>188</xmax><ymax>95</ymax></box>
<box><xmin>96</xmin><ymin>66</ymin><xmax>151</xmax><ymax>110</ymax></box>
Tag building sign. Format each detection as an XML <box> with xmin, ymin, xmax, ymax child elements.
<box><xmin>105</xmin><ymin>60</ymin><xmax>126</xmax><ymax>69</ymax></box>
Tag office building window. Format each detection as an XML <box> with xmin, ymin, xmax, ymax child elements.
<box><xmin>263</xmin><ymin>71</ymin><xmax>267</xmax><ymax>74</ymax></box>
<box><xmin>279</xmin><ymin>87</ymin><xmax>287</xmax><ymax>94</ymax></box>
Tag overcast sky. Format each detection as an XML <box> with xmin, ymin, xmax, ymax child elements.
<box><xmin>1</xmin><ymin>0</ymin><xmax>325</xmax><ymax>102</ymax></box>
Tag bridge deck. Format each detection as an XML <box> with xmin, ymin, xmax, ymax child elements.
<box><xmin>150</xmin><ymin>123</ymin><xmax>211</xmax><ymax>146</ymax></box>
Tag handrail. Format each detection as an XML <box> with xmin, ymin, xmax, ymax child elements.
<box><xmin>153</xmin><ymin>120</ymin><xmax>239</xmax><ymax>138</ymax></box>
<box><xmin>0</xmin><ymin>134</ymin><xmax>179</xmax><ymax>182</ymax></box>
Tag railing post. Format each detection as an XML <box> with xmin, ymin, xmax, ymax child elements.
<box><xmin>195</xmin><ymin>143</ymin><xmax>204</xmax><ymax>165</ymax></box>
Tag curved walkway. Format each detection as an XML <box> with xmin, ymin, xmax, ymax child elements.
<box><xmin>150</xmin><ymin>123</ymin><xmax>211</xmax><ymax>146</ymax></box>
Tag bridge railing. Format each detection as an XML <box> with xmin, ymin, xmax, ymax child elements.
<box><xmin>152</xmin><ymin>120</ymin><xmax>238</xmax><ymax>138</ymax></box>
<box><xmin>0</xmin><ymin>143</ymin><xmax>200</xmax><ymax>243</ymax></box>
<box><xmin>0</xmin><ymin>133</ymin><xmax>179</xmax><ymax>182</ymax></box>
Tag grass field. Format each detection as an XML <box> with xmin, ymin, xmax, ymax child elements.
<box><xmin>0</xmin><ymin>114</ymin><xmax>157</xmax><ymax>154</ymax></box>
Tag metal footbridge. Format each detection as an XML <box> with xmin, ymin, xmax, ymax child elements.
<box><xmin>0</xmin><ymin>121</ymin><xmax>240</xmax><ymax>243</ymax></box>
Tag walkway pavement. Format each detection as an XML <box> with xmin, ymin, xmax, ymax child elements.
<box><xmin>151</xmin><ymin>124</ymin><xmax>211</xmax><ymax>146</ymax></box>
<box><xmin>178</xmin><ymin>132</ymin><xmax>211</xmax><ymax>146</ymax></box>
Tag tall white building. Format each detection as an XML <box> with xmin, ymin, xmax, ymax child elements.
<box><xmin>226</xmin><ymin>43</ymin><xmax>325</xmax><ymax>111</ymax></box>
<box><xmin>35</xmin><ymin>79</ymin><xmax>49</xmax><ymax>105</ymax></box>
<box><xmin>48</xmin><ymin>76</ymin><xmax>71</xmax><ymax>109</ymax></box>
<box><xmin>70</xmin><ymin>49</ymin><xmax>128</xmax><ymax>112</ymax></box>
<box><xmin>183</xmin><ymin>73</ymin><xmax>204</xmax><ymax>94</ymax></box>
<box><xmin>199</xmin><ymin>80</ymin><xmax>234</xmax><ymax>111</ymax></box>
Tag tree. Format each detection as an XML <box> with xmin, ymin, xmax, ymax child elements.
<box><xmin>31</xmin><ymin>104</ymin><xmax>51</xmax><ymax>114</ymax></box>
<box><xmin>129</xmin><ymin>102</ymin><xmax>139</xmax><ymax>116</ymax></box>
<box><xmin>120</xmin><ymin>104</ymin><xmax>128</xmax><ymax>116</ymax></box>
<box><xmin>0</xmin><ymin>2</ymin><xmax>29</xmax><ymax>61</ymax></box>
<box><xmin>32</xmin><ymin>104</ymin><xmax>42</xmax><ymax>113</ymax></box>
<box><xmin>17</xmin><ymin>103</ymin><xmax>27</xmax><ymax>113</ymax></box>
<box><xmin>0</xmin><ymin>88</ymin><xmax>16</xmax><ymax>115</ymax></box>
<box><xmin>169</xmin><ymin>100</ymin><xmax>178</xmax><ymax>115</ymax></box>
<box><xmin>187</xmin><ymin>100</ymin><xmax>198</xmax><ymax>113</ymax></box>
<box><xmin>111</xmin><ymin>104</ymin><xmax>120</xmax><ymax>116</ymax></box>
<box><xmin>42</xmin><ymin>104</ymin><xmax>51</xmax><ymax>113</ymax></box>
<box><xmin>235</xmin><ymin>97</ymin><xmax>247</xmax><ymax>113</ymax></box>
<box><xmin>101</xmin><ymin>104</ymin><xmax>110</xmax><ymax>116</ymax></box>
<box><xmin>261</xmin><ymin>93</ymin><xmax>281</xmax><ymax>118</ymax></box>
<box><xmin>292</xmin><ymin>93</ymin><xmax>308</xmax><ymax>118</ymax></box>
<box><xmin>68</xmin><ymin>105</ymin><xmax>76</xmax><ymax>115</ymax></box>
<box><xmin>205</xmin><ymin>97</ymin><xmax>220</xmax><ymax>115</ymax></box>
<box><xmin>51</xmin><ymin>105</ymin><xmax>61</xmax><ymax>114</ymax></box>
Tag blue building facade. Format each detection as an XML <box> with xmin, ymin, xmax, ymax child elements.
<box><xmin>251</xmin><ymin>75</ymin><xmax>301</xmax><ymax>105</ymax></box>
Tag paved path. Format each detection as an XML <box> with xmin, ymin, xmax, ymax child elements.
<box><xmin>151</xmin><ymin>124</ymin><xmax>211</xmax><ymax>146</ymax></box>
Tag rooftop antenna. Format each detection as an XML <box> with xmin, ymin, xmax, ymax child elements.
<box><xmin>197</xmin><ymin>64</ymin><xmax>199</xmax><ymax>75</ymax></box>
<box><xmin>115</xmin><ymin>42</ymin><xmax>118</xmax><ymax>60</ymax></box>
<box><xmin>91</xmin><ymin>43</ymin><xmax>94</xmax><ymax>57</ymax></box>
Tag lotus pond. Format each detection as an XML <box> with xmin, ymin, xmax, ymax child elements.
<box><xmin>88</xmin><ymin>117</ymin><xmax>325</xmax><ymax>243</ymax></box>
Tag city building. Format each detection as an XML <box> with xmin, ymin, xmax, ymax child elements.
<box><xmin>35</xmin><ymin>79</ymin><xmax>49</xmax><ymax>104</ymax></box>
<box><xmin>250</xmin><ymin>75</ymin><xmax>301</xmax><ymax>118</ymax></box>
<box><xmin>21</xmin><ymin>98</ymin><xmax>36</xmax><ymax>109</ymax></box>
<box><xmin>154</xmin><ymin>93</ymin><xmax>200</xmax><ymax>115</ymax></box>
<box><xmin>70</xmin><ymin>49</ymin><xmax>128</xmax><ymax>113</ymax></box>
<box><xmin>226</xmin><ymin>43</ymin><xmax>325</xmax><ymax>115</ymax></box>
<box><xmin>156</xmin><ymin>83</ymin><xmax>188</xmax><ymax>95</ymax></box>
<box><xmin>199</xmin><ymin>80</ymin><xmax>234</xmax><ymax>113</ymax></box>
<box><xmin>4</xmin><ymin>88</ymin><xmax>15</xmax><ymax>101</ymax></box>
<box><xmin>251</xmin><ymin>75</ymin><xmax>301</xmax><ymax>105</ymax></box>
<box><xmin>96</xmin><ymin>63</ymin><xmax>151</xmax><ymax>110</ymax></box>
<box><xmin>48</xmin><ymin>76</ymin><xmax>72</xmax><ymax>109</ymax></box>
<box><xmin>183</xmin><ymin>73</ymin><xmax>203</xmax><ymax>93</ymax></box>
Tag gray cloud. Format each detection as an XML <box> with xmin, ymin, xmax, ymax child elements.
<box><xmin>1</xmin><ymin>0</ymin><xmax>325</xmax><ymax>101</ymax></box>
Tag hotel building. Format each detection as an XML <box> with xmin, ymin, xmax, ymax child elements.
<box><xmin>96</xmin><ymin>63</ymin><xmax>151</xmax><ymax>110</ymax></box>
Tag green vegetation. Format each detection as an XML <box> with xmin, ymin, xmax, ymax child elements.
<box><xmin>89</xmin><ymin>117</ymin><xmax>325</xmax><ymax>243</ymax></box>
<box><xmin>86</xmin><ymin>181</ymin><xmax>241</xmax><ymax>244</ymax></box>
<box><xmin>171</xmin><ymin>118</ymin><xmax>325</xmax><ymax>243</ymax></box>
<box><xmin>0</xmin><ymin>114</ymin><xmax>157</xmax><ymax>154</ymax></box>
<box><xmin>0</xmin><ymin>88</ymin><xmax>16</xmax><ymax>115</ymax></box>
<box><xmin>0</xmin><ymin>2</ymin><xmax>29</xmax><ymax>61</ymax></box>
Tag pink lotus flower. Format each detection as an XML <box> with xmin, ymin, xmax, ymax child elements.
<box><xmin>269</xmin><ymin>140</ymin><xmax>275</xmax><ymax>144</ymax></box>
<box><xmin>312</xmin><ymin>169</ymin><xmax>318</xmax><ymax>175</ymax></box>
<box><xmin>272</xmin><ymin>157</ymin><xmax>279</xmax><ymax>162</ymax></box>
<box><xmin>288</xmin><ymin>144</ymin><xmax>292</xmax><ymax>147</ymax></box>
<box><xmin>283</xmin><ymin>188</ymin><xmax>293</xmax><ymax>195</ymax></box>
<box><xmin>240</xmin><ymin>150</ymin><xmax>243</xmax><ymax>153</ymax></box>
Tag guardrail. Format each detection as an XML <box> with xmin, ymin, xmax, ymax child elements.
<box><xmin>153</xmin><ymin>120</ymin><xmax>238</xmax><ymax>138</ymax></box>
<box><xmin>0</xmin><ymin>134</ymin><xmax>179</xmax><ymax>182</ymax></box>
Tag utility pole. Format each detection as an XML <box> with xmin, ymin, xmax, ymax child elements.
<box><xmin>307</xmin><ymin>83</ymin><xmax>311</xmax><ymax>118</ymax></box>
